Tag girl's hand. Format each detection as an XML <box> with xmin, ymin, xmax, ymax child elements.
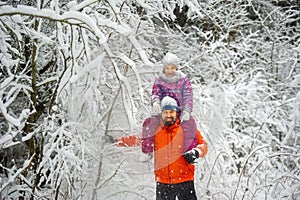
<box><xmin>181</xmin><ymin>111</ymin><xmax>190</xmax><ymax>122</ymax></box>
<box><xmin>152</xmin><ymin>101</ymin><xmax>161</xmax><ymax>114</ymax></box>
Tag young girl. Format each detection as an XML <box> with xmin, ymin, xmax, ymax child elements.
<box><xmin>142</xmin><ymin>53</ymin><xmax>198</xmax><ymax>153</ymax></box>
<box><xmin>151</xmin><ymin>52</ymin><xmax>193</xmax><ymax>120</ymax></box>
<box><xmin>116</xmin><ymin>53</ymin><xmax>198</xmax><ymax>154</ymax></box>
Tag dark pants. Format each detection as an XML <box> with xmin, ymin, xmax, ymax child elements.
<box><xmin>156</xmin><ymin>181</ymin><xmax>197</xmax><ymax>200</ymax></box>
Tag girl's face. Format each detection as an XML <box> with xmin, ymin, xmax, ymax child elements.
<box><xmin>164</xmin><ymin>64</ymin><xmax>177</xmax><ymax>77</ymax></box>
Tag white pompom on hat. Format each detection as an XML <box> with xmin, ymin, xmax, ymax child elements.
<box><xmin>162</xmin><ymin>52</ymin><xmax>180</xmax><ymax>69</ymax></box>
<box><xmin>161</xmin><ymin>96</ymin><xmax>178</xmax><ymax>112</ymax></box>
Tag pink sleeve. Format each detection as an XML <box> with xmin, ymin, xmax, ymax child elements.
<box><xmin>151</xmin><ymin>79</ymin><xmax>161</xmax><ymax>105</ymax></box>
<box><xmin>182</xmin><ymin>77</ymin><xmax>193</xmax><ymax>112</ymax></box>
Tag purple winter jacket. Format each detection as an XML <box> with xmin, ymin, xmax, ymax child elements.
<box><xmin>151</xmin><ymin>71</ymin><xmax>193</xmax><ymax>114</ymax></box>
<box><xmin>142</xmin><ymin>71</ymin><xmax>196</xmax><ymax>154</ymax></box>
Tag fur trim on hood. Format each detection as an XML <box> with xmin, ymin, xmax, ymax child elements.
<box><xmin>159</xmin><ymin>70</ymin><xmax>186</xmax><ymax>84</ymax></box>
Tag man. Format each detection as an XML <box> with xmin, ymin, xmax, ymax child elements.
<box><xmin>147</xmin><ymin>96</ymin><xmax>207</xmax><ymax>200</ymax></box>
<box><xmin>116</xmin><ymin>96</ymin><xmax>207</xmax><ymax>200</ymax></box>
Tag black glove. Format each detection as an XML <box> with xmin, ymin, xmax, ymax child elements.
<box><xmin>182</xmin><ymin>149</ymin><xmax>199</xmax><ymax>164</ymax></box>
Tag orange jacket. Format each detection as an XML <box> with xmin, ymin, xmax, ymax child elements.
<box><xmin>116</xmin><ymin>119</ymin><xmax>208</xmax><ymax>184</ymax></box>
<box><xmin>154</xmin><ymin>119</ymin><xmax>207</xmax><ymax>184</ymax></box>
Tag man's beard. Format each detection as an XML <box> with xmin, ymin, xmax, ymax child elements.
<box><xmin>162</xmin><ymin>117</ymin><xmax>176</xmax><ymax>126</ymax></box>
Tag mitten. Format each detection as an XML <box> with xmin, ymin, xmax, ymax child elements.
<box><xmin>182</xmin><ymin>148</ymin><xmax>200</xmax><ymax>164</ymax></box>
<box><xmin>180</xmin><ymin>110</ymin><xmax>190</xmax><ymax>122</ymax></box>
<box><xmin>152</xmin><ymin>101</ymin><xmax>161</xmax><ymax>114</ymax></box>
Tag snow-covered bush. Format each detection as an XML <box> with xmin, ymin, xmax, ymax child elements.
<box><xmin>0</xmin><ymin>0</ymin><xmax>299</xmax><ymax>199</ymax></box>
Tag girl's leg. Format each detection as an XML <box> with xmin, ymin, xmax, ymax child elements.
<box><xmin>142</xmin><ymin>115</ymin><xmax>160</xmax><ymax>153</ymax></box>
<box><xmin>181</xmin><ymin>116</ymin><xmax>198</xmax><ymax>152</ymax></box>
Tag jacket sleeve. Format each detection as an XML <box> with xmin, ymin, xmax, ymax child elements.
<box><xmin>151</xmin><ymin>79</ymin><xmax>161</xmax><ymax>105</ymax></box>
<box><xmin>182</xmin><ymin>77</ymin><xmax>193</xmax><ymax>113</ymax></box>
<box><xmin>195</xmin><ymin>130</ymin><xmax>208</xmax><ymax>157</ymax></box>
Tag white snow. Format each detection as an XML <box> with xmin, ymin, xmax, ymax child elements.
<box><xmin>0</xmin><ymin>1</ymin><xmax>299</xmax><ymax>200</ymax></box>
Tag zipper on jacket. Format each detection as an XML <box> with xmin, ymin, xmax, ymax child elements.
<box><xmin>165</xmin><ymin>128</ymin><xmax>170</xmax><ymax>183</ymax></box>
<box><xmin>168</xmin><ymin>130</ymin><xmax>173</xmax><ymax>183</ymax></box>
<box><xmin>170</xmin><ymin>131</ymin><xmax>173</xmax><ymax>149</ymax></box>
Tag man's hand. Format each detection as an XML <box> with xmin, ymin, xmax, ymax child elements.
<box><xmin>182</xmin><ymin>149</ymin><xmax>200</xmax><ymax>164</ymax></box>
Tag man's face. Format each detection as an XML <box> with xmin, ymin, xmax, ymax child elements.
<box><xmin>161</xmin><ymin>110</ymin><xmax>177</xmax><ymax>126</ymax></box>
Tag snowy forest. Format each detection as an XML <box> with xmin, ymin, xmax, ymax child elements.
<box><xmin>0</xmin><ymin>0</ymin><xmax>299</xmax><ymax>199</ymax></box>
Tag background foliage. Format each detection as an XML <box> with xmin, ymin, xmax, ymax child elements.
<box><xmin>0</xmin><ymin>0</ymin><xmax>299</xmax><ymax>199</ymax></box>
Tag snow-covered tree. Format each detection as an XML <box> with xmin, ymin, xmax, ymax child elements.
<box><xmin>0</xmin><ymin>0</ymin><xmax>299</xmax><ymax>199</ymax></box>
